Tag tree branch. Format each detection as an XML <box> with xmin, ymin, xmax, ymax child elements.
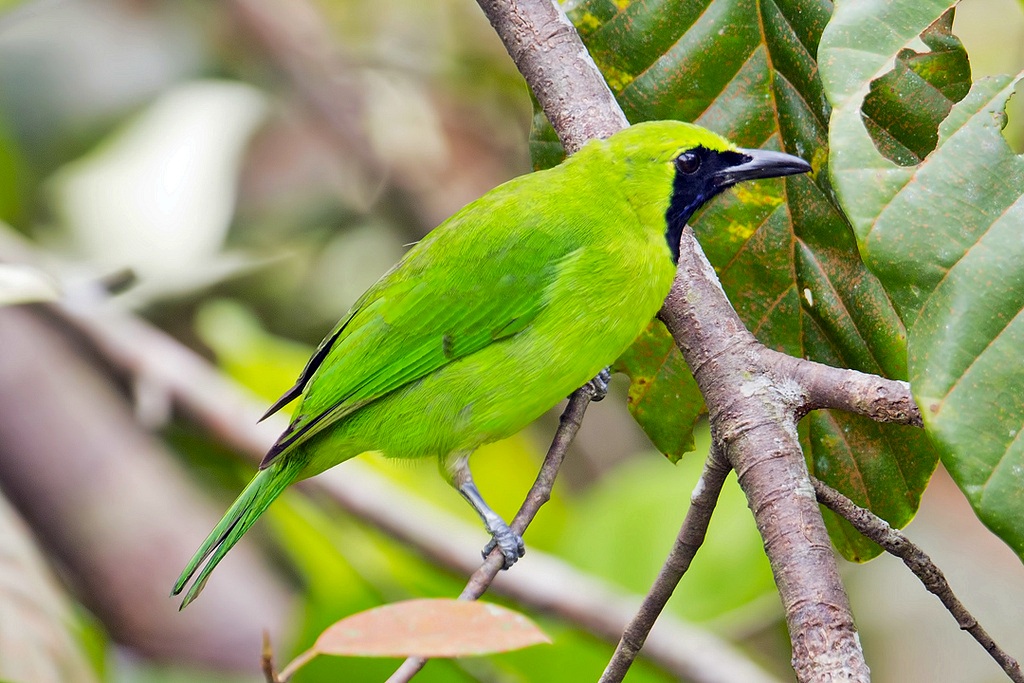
<box><xmin>812</xmin><ymin>477</ymin><xmax>1024</xmax><ymax>683</ymax></box>
<box><xmin>227</xmin><ymin>0</ymin><xmax>527</xmax><ymax>228</ymax></box>
<box><xmin>473</xmin><ymin>0</ymin><xmax>880</xmax><ymax>680</ymax></box>
<box><xmin>661</xmin><ymin>229</ymin><xmax>871</xmax><ymax>681</ymax></box>
<box><xmin>767</xmin><ymin>349</ymin><xmax>922</xmax><ymax>427</ymax></box>
<box><xmin>0</xmin><ymin>307</ymin><xmax>294</xmax><ymax>670</ymax></box>
<box><xmin>599</xmin><ymin>444</ymin><xmax>732</xmax><ymax>683</ymax></box>
<box><xmin>474</xmin><ymin>0</ymin><xmax>629</xmax><ymax>152</ymax></box>
<box><xmin>43</xmin><ymin>290</ymin><xmax>774</xmax><ymax>682</ymax></box>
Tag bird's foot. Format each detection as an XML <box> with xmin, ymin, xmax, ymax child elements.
<box><xmin>482</xmin><ymin>520</ymin><xmax>526</xmax><ymax>569</ymax></box>
<box><xmin>586</xmin><ymin>367</ymin><xmax>612</xmax><ymax>402</ymax></box>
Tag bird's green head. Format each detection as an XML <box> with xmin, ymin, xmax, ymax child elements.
<box><xmin>597</xmin><ymin>121</ymin><xmax>811</xmax><ymax>262</ymax></box>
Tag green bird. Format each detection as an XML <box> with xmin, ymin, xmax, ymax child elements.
<box><xmin>173</xmin><ymin>120</ymin><xmax>810</xmax><ymax>607</ymax></box>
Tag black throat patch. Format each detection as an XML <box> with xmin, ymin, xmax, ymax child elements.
<box><xmin>664</xmin><ymin>147</ymin><xmax>750</xmax><ymax>263</ymax></box>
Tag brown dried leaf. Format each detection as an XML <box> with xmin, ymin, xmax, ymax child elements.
<box><xmin>312</xmin><ymin>598</ymin><xmax>549</xmax><ymax>659</ymax></box>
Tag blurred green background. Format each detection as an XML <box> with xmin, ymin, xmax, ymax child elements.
<box><xmin>0</xmin><ymin>1</ymin><xmax>1022</xmax><ymax>682</ymax></box>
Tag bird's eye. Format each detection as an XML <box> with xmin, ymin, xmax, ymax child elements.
<box><xmin>676</xmin><ymin>151</ymin><xmax>701</xmax><ymax>174</ymax></box>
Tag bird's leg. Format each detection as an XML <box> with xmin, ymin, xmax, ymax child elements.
<box><xmin>442</xmin><ymin>452</ymin><xmax>525</xmax><ymax>569</ymax></box>
<box><xmin>585</xmin><ymin>366</ymin><xmax>612</xmax><ymax>401</ymax></box>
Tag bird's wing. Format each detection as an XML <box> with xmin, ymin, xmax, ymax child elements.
<box><xmin>261</xmin><ymin>212</ymin><xmax>578</xmax><ymax>466</ymax></box>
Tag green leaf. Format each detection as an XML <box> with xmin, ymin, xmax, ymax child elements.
<box><xmin>611</xmin><ymin>319</ymin><xmax>703</xmax><ymax>462</ymax></box>
<box><xmin>552</xmin><ymin>0</ymin><xmax>937</xmax><ymax>557</ymax></box>
<box><xmin>528</xmin><ymin>96</ymin><xmax>565</xmax><ymax>171</ymax></box>
<box><xmin>803</xmin><ymin>412</ymin><xmax>934</xmax><ymax>561</ymax></box>
<box><xmin>860</xmin><ymin>11</ymin><xmax>971</xmax><ymax>166</ymax></box>
<box><xmin>821</xmin><ymin>0</ymin><xmax>1024</xmax><ymax>559</ymax></box>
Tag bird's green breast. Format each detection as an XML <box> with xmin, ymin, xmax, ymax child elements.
<box><xmin>296</xmin><ymin>160</ymin><xmax>678</xmax><ymax>475</ymax></box>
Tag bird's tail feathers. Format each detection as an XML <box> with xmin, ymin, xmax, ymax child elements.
<box><xmin>172</xmin><ymin>460</ymin><xmax>301</xmax><ymax>609</ymax></box>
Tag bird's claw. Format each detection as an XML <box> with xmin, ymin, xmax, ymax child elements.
<box><xmin>482</xmin><ymin>522</ymin><xmax>525</xmax><ymax>569</ymax></box>
<box><xmin>587</xmin><ymin>367</ymin><xmax>612</xmax><ymax>402</ymax></box>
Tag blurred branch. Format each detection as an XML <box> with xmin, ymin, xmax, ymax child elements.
<box><xmin>226</xmin><ymin>0</ymin><xmax>383</xmax><ymax>176</ymax></box>
<box><xmin>262</xmin><ymin>631</ymin><xmax>283</xmax><ymax>683</ymax></box>
<box><xmin>0</xmin><ymin>306</ymin><xmax>293</xmax><ymax>670</ymax></box>
<box><xmin>812</xmin><ymin>477</ymin><xmax>1024</xmax><ymax>683</ymax></box>
<box><xmin>227</xmin><ymin>0</ymin><xmax>524</xmax><ymax>227</ymax></box>
<box><xmin>0</xmin><ymin>492</ymin><xmax>98</xmax><ymax>683</ymax></box>
<box><xmin>313</xmin><ymin>451</ymin><xmax>782</xmax><ymax>683</ymax></box>
<box><xmin>45</xmin><ymin>293</ymin><xmax>780</xmax><ymax>682</ymax></box>
<box><xmin>0</xmin><ymin>211</ymin><xmax>770</xmax><ymax>679</ymax></box>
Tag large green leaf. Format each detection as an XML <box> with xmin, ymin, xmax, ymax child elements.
<box><xmin>611</xmin><ymin>319</ymin><xmax>703</xmax><ymax>463</ymax></box>
<box><xmin>860</xmin><ymin>11</ymin><xmax>971</xmax><ymax>166</ymax></box>
<box><xmin>821</xmin><ymin>0</ymin><xmax>1024</xmax><ymax>559</ymax></box>
<box><xmin>539</xmin><ymin>0</ymin><xmax>938</xmax><ymax>558</ymax></box>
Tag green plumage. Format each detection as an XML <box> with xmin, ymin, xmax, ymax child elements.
<box><xmin>173</xmin><ymin>121</ymin><xmax>810</xmax><ymax>607</ymax></box>
<box><xmin>173</xmin><ymin>460</ymin><xmax>302</xmax><ymax>604</ymax></box>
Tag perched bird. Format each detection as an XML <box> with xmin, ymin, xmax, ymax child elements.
<box><xmin>173</xmin><ymin>121</ymin><xmax>810</xmax><ymax>607</ymax></box>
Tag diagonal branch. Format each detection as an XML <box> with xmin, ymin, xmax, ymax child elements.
<box><xmin>660</xmin><ymin>229</ymin><xmax>871</xmax><ymax>681</ymax></box>
<box><xmin>599</xmin><ymin>444</ymin><xmax>732</xmax><ymax>683</ymax></box>
<box><xmin>811</xmin><ymin>477</ymin><xmax>1024</xmax><ymax>683</ymax></box>
<box><xmin>474</xmin><ymin>0</ymin><xmax>628</xmax><ymax>152</ymax></box>
<box><xmin>49</xmin><ymin>293</ymin><xmax>774</xmax><ymax>683</ymax></box>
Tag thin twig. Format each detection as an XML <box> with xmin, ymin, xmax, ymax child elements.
<box><xmin>766</xmin><ymin>349</ymin><xmax>923</xmax><ymax>427</ymax></box>
<box><xmin>812</xmin><ymin>477</ymin><xmax>1024</xmax><ymax>683</ymax></box>
<box><xmin>261</xmin><ymin>631</ymin><xmax>281</xmax><ymax>683</ymax></box>
<box><xmin>468</xmin><ymin>383</ymin><xmax>599</xmax><ymax>598</ymax></box>
<box><xmin>277</xmin><ymin>648</ymin><xmax>318</xmax><ymax>682</ymax></box>
<box><xmin>600</xmin><ymin>445</ymin><xmax>731</xmax><ymax>683</ymax></box>
<box><xmin>387</xmin><ymin>385</ymin><xmax>600</xmax><ymax>683</ymax></box>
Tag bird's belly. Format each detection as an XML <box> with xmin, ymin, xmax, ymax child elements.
<box><xmin>321</xmin><ymin>286</ymin><xmax>668</xmax><ymax>466</ymax></box>
<box><xmin>330</xmin><ymin>334</ymin><xmax>608</xmax><ymax>460</ymax></box>
<box><xmin>301</xmin><ymin>244</ymin><xmax>675</xmax><ymax>474</ymax></box>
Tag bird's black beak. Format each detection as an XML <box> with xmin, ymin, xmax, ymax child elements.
<box><xmin>713</xmin><ymin>148</ymin><xmax>811</xmax><ymax>190</ymax></box>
